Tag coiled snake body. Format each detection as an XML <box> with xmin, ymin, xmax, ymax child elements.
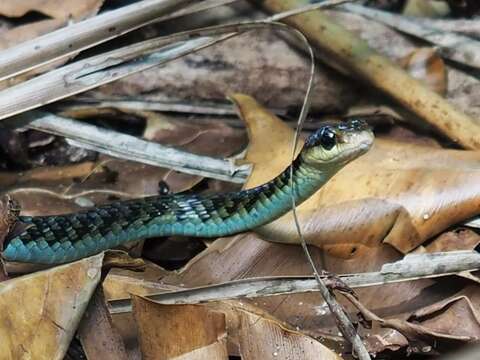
<box><xmin>3</xmin><ymin>120</ymin><xmax>373</xmax><ymax>264</ymax></box>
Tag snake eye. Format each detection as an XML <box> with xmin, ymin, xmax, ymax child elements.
<box><xmin>319</xmin><ymin>127</ymin><xmax>337</xmax><ymax>150</ymax></box>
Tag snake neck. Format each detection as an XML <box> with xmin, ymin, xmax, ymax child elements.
<box><xmin>238</xmin><ymin>156</ymin><xmax>338</xmax><ymax>224</ymax></box>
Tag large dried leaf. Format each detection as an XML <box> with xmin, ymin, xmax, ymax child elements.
<box><xmin>238</xmin><ymin>308</ymin><xmax>342</xmax><ymax>360</ymax></box>
<box><xmin>132</xmin><ymin>296</ymin><xmax>227</xmax><ymax>360</ymax></box>
<box><xmin>0</xmin><ymin>253</ymin><xmax>103</xmax><ymax>359</ymax></box>
<box><xmin>104</xmin><ymin>232</ymin><xmax>400</xmax><ymax>355</ymax></box>
<box><xmin>78</xmin><ymin>287</ymin><xmax>128</xmax><ymax>360</ymax></box>
<box><xmin>232</xmin><ymin>94</ymin><xmax>480</xmax><ymax>255</ymax></box>
<box><xmin>104</xmin><ymin>232</ymin><xmax>480</xmax><ymax>355</ymax></box>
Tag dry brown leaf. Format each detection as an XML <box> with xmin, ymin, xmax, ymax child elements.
<box><xmin>238</xmin><ymin>308</ymin><xmax>343</xmax><ymax>360</ymax></box>
<box><xmin>104</xmin><ymin>263</ymin><xmax>179</xmax><ymax>358</ymax></box>
<box><xmin>346</xmin><ymin>290</ymin><xmax>480</xmax><ymax>355</ymax></box>
<box><xmin>132</xmin><ymin>296</ymin><xmax>228</xmax><ymax>360</ymax></box>
<box><xmin>78</xmin><ymin>287</ymin><xmax>128</xmax><ymax>360</ymax></box>
<box><xmin>230</xmin><ymin>93</ymin><xmax>300</xmax><ymax>179</ymax></box>
<box><xmin>0</xmin><ymin>253</ymin><xmax>103</xmax><ymax>359</ymax></box>
<box><xmin>231</xmin><ymin>94</ymin><xmax>480</xmax><ymax>255</ymax></box>
<box><xmin>142</xmin><ymin>111</ymin><xmax>246</xmax><ymax>158</ymax></box>
<box><xmin>104</xmin><ymin>231</ymin><xmax>480</xmax><ymax>356</ymax></box>
<box><xmin>0</xmin><ymin>0</ymin><xmax>104</xmax><ymax>20</ymax></box>
<box><xmin>0</xmin><ymin>19</ymin><xmax>64</xmax><ymax>50</ymax></box>
<box><xmin>424</xmin><ymin>229</ymin><xmax>480</xmax><ymax>253</ymax></box>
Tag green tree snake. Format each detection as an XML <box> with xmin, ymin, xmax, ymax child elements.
<box><xmin>2</xmin><ymin>120</ymin><xmax>374</xmax><ymax>264</ymax></box>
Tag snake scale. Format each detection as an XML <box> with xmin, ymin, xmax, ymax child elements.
<box><xmin>3</xmin><ymin>120</ymin><xmax>374</xmax><ymax>264</ymax></box>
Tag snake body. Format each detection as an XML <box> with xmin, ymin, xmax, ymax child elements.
<box><xmin>3</xmin><ymin>120</ymin><xmax>373</xmax><ymax>264</ymax></box>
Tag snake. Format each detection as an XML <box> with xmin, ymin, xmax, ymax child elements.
<box><xmin>2</xmin><ymin>119</ymin><xmax>374</xmax><ymax>264</ymax></box>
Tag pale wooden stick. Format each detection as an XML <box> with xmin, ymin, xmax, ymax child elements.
<box><xmin>108</xmin><ymin>250</ymin><xmax>480</xmax><ymax>313</ymax></box>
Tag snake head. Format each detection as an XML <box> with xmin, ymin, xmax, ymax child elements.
<box><xmin>302</xmin><ymin>119</ymin><xmax>374</xmax><ymax>168</ymax></box>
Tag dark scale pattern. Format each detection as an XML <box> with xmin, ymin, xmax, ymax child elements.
<box><xmin>7</xmin><ymin>164</ymin><xmax>295</xmax><ymax>262</ymax></box>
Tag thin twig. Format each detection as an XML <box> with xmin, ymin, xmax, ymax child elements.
<box><xmin>60</xmin><ymin>98</ymin><xmax>284</xmax><ymax>116</ymax></box>
<box><xmin>282</xmin><ymin>3</ymin><xmax>371</xmax><ymax>359</ymax></box>
<box><xmin>107</xmin><ymin>250</ymin><xmax>480</xmax><ymax>314</ymax></box>
<box><xmin>9</xmin><ymin>111</ymin><xmax>250</xmax><ymax>183</ymax></box>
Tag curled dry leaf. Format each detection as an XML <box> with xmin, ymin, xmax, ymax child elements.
<box><xmin>0</xmin><ymin>253</ymin><xmax>103</xmax><ymax>360</ymax></box>
<box><xmin>132</xmin><ymin>296</ymin><xmax>228</xmax><ymax>360</ymax></box>
<box><xmin>345</xmin><ymin>290</ymin><xmax>480</xmax><ymax>355</ymax></box>
<box><xmin>232</xmin><ymin>93</ymin><xmax>480</xmax><ymax>255</ymax></box>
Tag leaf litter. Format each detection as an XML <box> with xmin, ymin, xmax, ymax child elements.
<box><xmin>0</xmin><ymin>0</ymin><xmax>478</xmax><ymax>359</ymax></box>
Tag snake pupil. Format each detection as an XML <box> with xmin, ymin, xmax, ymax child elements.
<box><xmin>319</xmin><ymin>128</ymin><xmax>336</xmax><ymax>150</ymax></box>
